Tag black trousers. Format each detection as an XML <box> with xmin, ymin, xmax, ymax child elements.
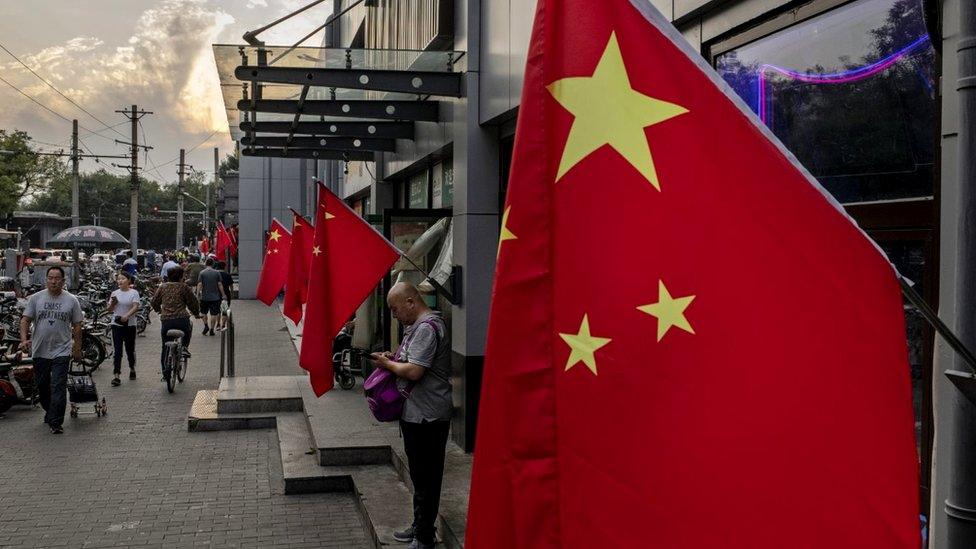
<box><xmin>33</xmin><ymin>356</ymin><xmax>69</xmax><ymax>428</ymax></box>
<box><xmin>160</xmin><ymin>317</ymin><xmax>192</xmax><ymax>372</ymax></box>
<box><xmin>111</xmin><ymin>325</ymin><xmax>136</xmax><ymax>375</ymax></box>
<box><xmin>400</xmin><ymin>419</ymin><xmax>450</xmax><ymax>544</ymax></box>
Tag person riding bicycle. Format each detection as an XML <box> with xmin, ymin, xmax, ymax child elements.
<box><xmin>149</xmin><ymin>266</ymin><xmax>200</xmax><ymax>382</ymax></box>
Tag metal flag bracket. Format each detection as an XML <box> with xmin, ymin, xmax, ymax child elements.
<box><xmin>900</xmin><ymin>276</ymin><xmax>976</xmax><ymax>405</ymax></box>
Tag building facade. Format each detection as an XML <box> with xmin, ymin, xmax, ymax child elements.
<box><xmin>224</xmin><ymin>0</ymin><xmax>952</xmax><ymax>541</ymax></box>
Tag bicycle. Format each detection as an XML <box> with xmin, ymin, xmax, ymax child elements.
<box><xmin>162</xmin><ymin>328</ymin><xmax>189</xmax><ymax>393</ymax></box>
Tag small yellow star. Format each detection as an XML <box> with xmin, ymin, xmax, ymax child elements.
<box><xmin>267</xmin><ymin>248</ymin><xmax>278</xmax><ymax>255</ymax></box>
<box><xmin>547</xmin><ymin>32</ymin><xmax>688</xmax><ymax>190</ymax></box>
<box><xmin>325</xmin><ymin>212</ymin><xmax>335</xmax><ymax>220</ymax></box>
<box><xmin>312</xmin><ymin>246</ymin><xmax>322</xmax><ymax>256</ymax></box>
<box><xmin>559</xmin><ymin>314</ymin><xmax>612</xmax><ymax>375</ymax></box>
<box><xmin>497</xmin><ymin>206</ymin><xmax>517</xmax><ymax>257</ymax></box>
<box><xmin>637</xmin><ymin>280</ymin><xmax>695</xmax><ymax>342</ymax></box>
<box><xmin>269</xmin><ymin>229</ymin><xmax>282</xmax><ymax>242</ymax></box>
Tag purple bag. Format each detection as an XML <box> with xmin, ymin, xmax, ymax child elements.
<box><xmin>364</xmin><ymin>318</ymin><xmax>441</xmax><ymax>422</ymax></box>
<box><xmin>363</xmin><ymin>368</ymin><xmax>410</xmax><ymax>422</ymax></box>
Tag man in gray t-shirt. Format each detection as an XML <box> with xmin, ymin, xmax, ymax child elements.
<box><xmin>196</xmin><ymin>258</ymin><xmax>225</xmax><ymax>336</ymax></box>
<box><xmin>19</xmin><ymin>265</ymin><xmax>84</xmax><ymax>434</ymax></box>
<box><xmin>371</xmin><ymin>282</ymin><xmax>452</xmax><ymax>548</ymax></box>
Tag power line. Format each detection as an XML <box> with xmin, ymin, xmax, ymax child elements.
<box><xmin>152</xmin><ymin>130</ymin><xmax>221</xmax><ymax>170</ymax></box>
<box><xmin>0</xmin><ymin>74</ymin><xmax>116</xmax><ymax>142</ymax></box>
<box><xmin>0</xmin><ymin>40</ymin><xmax>127</xmax><ymax>138</ymax></box>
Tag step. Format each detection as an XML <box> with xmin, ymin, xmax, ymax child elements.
<box><xmin>277</xmin><ymin>413</ymin><xmax>354</xmax><ymax>494</ymax></box>
<box><xmin>216</xmin><ymin>375</ymin><xmax>304</xmax><ymax>413</ymax></box>
<box><xmin>299</xmin><ymin>381</ymin><xmax>400</xmax><ymax>466</ymax></box>
<box><xmin>187</xmin><ymin>390</ymin><xmax>277</xmax><ymax>431</ymax></box>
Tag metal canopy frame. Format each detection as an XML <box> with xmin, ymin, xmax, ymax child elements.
<box><xmin>237</xmin><ymin>99</ymin><xmax>440</xmax><ymax>121</ymax></box>
<box><xmin>242</xmin><ymin>135</ymin><xmax>396</xmax><ymax>152</ymax></box>
<box><xmin>235</xmin><ymin>66</ymin><xmax>463</xmax><ymax>97</ymax></box>
<box><xmin>241</xmin><ymin>148</ymin><xmax>374</xmax><ymax>161</ymax></box>
<box><xmin>240</xmin><ymin>121</ymin><xmax>414</xmax><ymax>139</ymax></box>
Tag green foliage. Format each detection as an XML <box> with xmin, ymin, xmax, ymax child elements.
<box><xmin>0</xmin><ymin>130</ymin><xmax>67</xmax><ymax>217</ymax></box>
<box><xmin>218</xmin><ymin>152</ymin><xmax>238</xmax><ymax>178</ymax></box>
<box><xmin>21</xmin><ymin>166</ymin><xmax>215</xmax><ymax>251</ymax></box>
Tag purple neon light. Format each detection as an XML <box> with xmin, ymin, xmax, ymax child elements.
<box><xmin>756</xmin><ymin>35</ymin><xmax>931</xmax><ymax>124</ymax></box>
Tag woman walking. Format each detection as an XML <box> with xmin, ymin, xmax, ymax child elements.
<box><xmin>106</xmin><ymin>271</ymin><xmax>140</xmax><ymax>386</ymax></box>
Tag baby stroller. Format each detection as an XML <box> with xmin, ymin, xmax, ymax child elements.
<box><xmin>68</xmin><ymin>359</ymin><xmax>107</xmax><ymax>418</ymax></box>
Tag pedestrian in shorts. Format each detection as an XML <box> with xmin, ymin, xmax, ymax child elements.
<box><xmin>196</xmin><ymin>258</ymin><xmax>225</xmax><ymax>336</ymax></box>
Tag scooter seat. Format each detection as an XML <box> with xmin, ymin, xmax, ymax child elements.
<box><xmin>166</xmin><ymin>329</ymin><xmax>185</xmax><ymax>339</ymax></box>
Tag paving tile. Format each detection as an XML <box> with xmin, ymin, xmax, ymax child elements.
<box><xmin>0</xmin><ymin>300</ymin><xmax>368</xmax><ymax>549</ymax></box>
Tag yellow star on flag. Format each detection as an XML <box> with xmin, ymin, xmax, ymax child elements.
<box><xmin>325</xmin><ymin>212</ymin><xmax>335</xmax><ymax>220</ymax></box>
<box><xmin>559</xmin><ymin>314</ymin><xmax>612</xmax><ymax>375</ymax></box>
<box><xmin>267</xmin><ymin>248</ymin><xmax>278</xmax><ymax>255</ymax></box>
<box><xmin>637</xmin><ymin>280</ymin><xmax>695</xmax><ymax>342</ymax></box>
<box><xmin>269</xmin><ymin>229</ymin><xmax>282</xmax><ymax>242</ymax></box>
<box><xmin>312</xmin><ymin>246</ymin><xmax>322</xmax><ymax>256</ymax></box>
<box><xmin>497</xmin><ymin>206</ymin><xmax>517</xmax><ymax>257</ymax></box>
<box><xmin>547</xmin><ymin>32</ymin><xmax>688</xmax><ymax>190</ymax></box>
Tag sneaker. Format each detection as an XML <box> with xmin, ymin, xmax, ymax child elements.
<box><xmin>202</xmin><ymin>327</ymin><xmax>209</xmax><ymax>336</ymax></box>
<box><xmin>129</xmin><ymin>370</ymin><xmax>136</xmax><ymax>380</ymax></box>
<box><xmin>393</xmin><ymin>526</ymin><xmax>415</xmax><ymax>543</ymax></box>
<box><xmin>50</xmin><ymin>425</ymin><xmax>63</xmax><ymax>434</ymax></box>
<box><xmin>406</xmin><ymin>540</ymin><xmax>435</xmax><ymax>549</ymax></box>
<box><xmin>111</xmin><ymin>377</ymin><xmax>121</xmax><ymax>387</ymax></box>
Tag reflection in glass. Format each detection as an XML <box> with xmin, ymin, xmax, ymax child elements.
<box><xmin>715</xmin><ymin>0</ymin><xmax>936</xmax><ymax>203</ymax></box>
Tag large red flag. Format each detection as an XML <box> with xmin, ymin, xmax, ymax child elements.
<box><xmin>300</xmin><ymin>183</ymin><xmax>399</xmax><ymax>396</ymax></box>
<box><xmin>282</xmin><ymin>213</ymin><xmax>313</xmax><ymax>324</ymax></box>
<box><xmin>466</xmin><ymin>1</ymin><xmax>918</xmax><ymax>548</ymax></box>
<box><xmin>255</xmin><ymin>218</ymin><xmax>292</xmax><ymax>306</ymax></box>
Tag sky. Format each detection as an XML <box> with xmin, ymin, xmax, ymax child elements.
<box><xmin>0</xmin><ymin>0</ymin><xmax>334</xmax><ymax>184</ymax></box>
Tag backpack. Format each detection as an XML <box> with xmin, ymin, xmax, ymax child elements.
<box><xmin>364</xmin><ymin>317</ymin><xmax>442</xmax><ymax>422</ymax></box>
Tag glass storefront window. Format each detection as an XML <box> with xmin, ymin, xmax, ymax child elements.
<box><xmin>432</xmin><ymin>159</ymin><xmax>454</xmax><ymax>208</ymax></box>
<box><xmin>715</xmin><ymin>0</ymin><xmax>936</xmax><ymax>203</ymax></box>
<box><xmin>408</xmin><ymin>172</ymin><xmax>428</xmax><ymax>209</ymax></box>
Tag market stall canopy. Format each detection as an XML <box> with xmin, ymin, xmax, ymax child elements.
<box><xmin>47</xmin><ymin>225</ymin><xmax>129</xmax><ymax>247</ymax></box>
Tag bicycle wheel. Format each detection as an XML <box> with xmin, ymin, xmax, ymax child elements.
<box><xmin>165</xmin><ymin>346</ymin><xmax>177</xmax><ymax>393</ymax></box>
<box><xmin>176</xmin><ymin>351</ymin><xmax>188</xmax><ymax>382</ymax></box>
<box><xmin>80</xmin><ymin>332</ymin><xmax>106</xmax><ymax>371</ymax></box>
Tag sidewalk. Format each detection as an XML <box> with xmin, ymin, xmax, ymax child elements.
<box><xmin>0</xmin><ymin>301</ymin><xmax>369</xmax><ymax>549</ymax></box>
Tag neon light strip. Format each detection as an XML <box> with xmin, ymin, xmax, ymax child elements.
<box><xmin>756</xmin><ymin>35</ymin><xmax>931</xmax><ymax>125</ymax></box>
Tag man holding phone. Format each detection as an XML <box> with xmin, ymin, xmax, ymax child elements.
<box><xmin>19</xmin><ymin>266</ymin><xmax>84</xmax><ymax>434</ymax></box>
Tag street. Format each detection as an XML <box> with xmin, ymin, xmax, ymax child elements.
<box><xmin>0</xmin><ymin>301</ymin><xmax>370</xmax><ymax>549</ymax></box>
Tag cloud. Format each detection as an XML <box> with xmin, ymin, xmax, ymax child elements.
<box><xmin>0</xmin><ymin>0</ymin><xmax>235</xmax><ymax>155</ymax></box>
<box><xmin>246</xmin><ymin>0</ymin><xmax>269</xmax><ymax>8</ymax></box>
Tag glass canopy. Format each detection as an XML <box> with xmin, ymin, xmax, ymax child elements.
<box><xmin>214</xmin><ymin>44</ymin><xmax>466</xmax><ymax>141</ymax></box>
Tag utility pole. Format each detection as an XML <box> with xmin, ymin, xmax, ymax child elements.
<box><xmin>71</xmin><ymin>120</ymin><xmax>80</xmax><ymax>227</ymax></box>
<box><xmin>948</xmin><ymin>0</ymin><xmax>976</xmax><ymax>545</ymax></box>
<box><xmin>114</xmin><ymin>105</ymin><xmax>152</xmax><ymax>255</ymax></box>
<box><xmin>210</xmin><ymin>146</ymin><xmax>218</xmax><ymax>237</ymax></box>
<box><xmin>177</xmin><ymin>149</ymin><xmax>186</xmax><ymax>250</ymax></box>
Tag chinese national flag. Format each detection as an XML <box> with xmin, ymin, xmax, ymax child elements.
<box><xmin>215</xmin><ymin>223</ymin><xmax>232</xmax><ymax>261</ymax></box>
<box><xmin>282</xmin><ymin>213</ymin><xmax>313</xmax><ymax>324</ymax></box>
<box><xmin>300</xmin><ymin>182</ymin><xmax>399</xmax><ymax>396</ymax></box>
<box><xmin>199</xmin><ymin>237</ymin><xmax>210</xmax><ymax>255</ymax></box>
<box><xmin>466</xmin><ymin>1</ymin><xmax>918</xmax><ymax>548</ymax></box>
<box><xmin>256</xmin><ymin>218</ymin><xmax>291</xmax><ymax>306</ymax></box>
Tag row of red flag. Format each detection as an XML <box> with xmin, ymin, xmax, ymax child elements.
<box><xmin>197</xmin><ymin>221</ymin><xmax>237</xmax><ymax>262</ymax></box>
<box><xmin>255</xmin><ymin>183</ymin><xmax>399</xmax><ymax>395</ymax></box>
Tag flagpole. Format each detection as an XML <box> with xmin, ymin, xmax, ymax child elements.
<box><xmin>398</xmin><ymin>253</ymin><xmax>459</xmax><ymax>305</ymax></box>
<box><xmin>900</xmin><ymin>276</ymin><xmax>976</xmax><ymax>375</ymax></box>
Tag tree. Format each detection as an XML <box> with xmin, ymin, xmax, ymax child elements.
<box><xmin>218</xmin><ymin>152</ymin><xmax>238</xmax><ymax>178</ymax></box>
<box><xmin>0</xmin><ymin>130</ymin><xmax>67</xmax><ymax>217</ymax></box>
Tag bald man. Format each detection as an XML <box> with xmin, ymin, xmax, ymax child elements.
<box><xmin>371</xmin><ymin>282</ymin><xmax>452</xmax><ymax>549</ymax></box>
